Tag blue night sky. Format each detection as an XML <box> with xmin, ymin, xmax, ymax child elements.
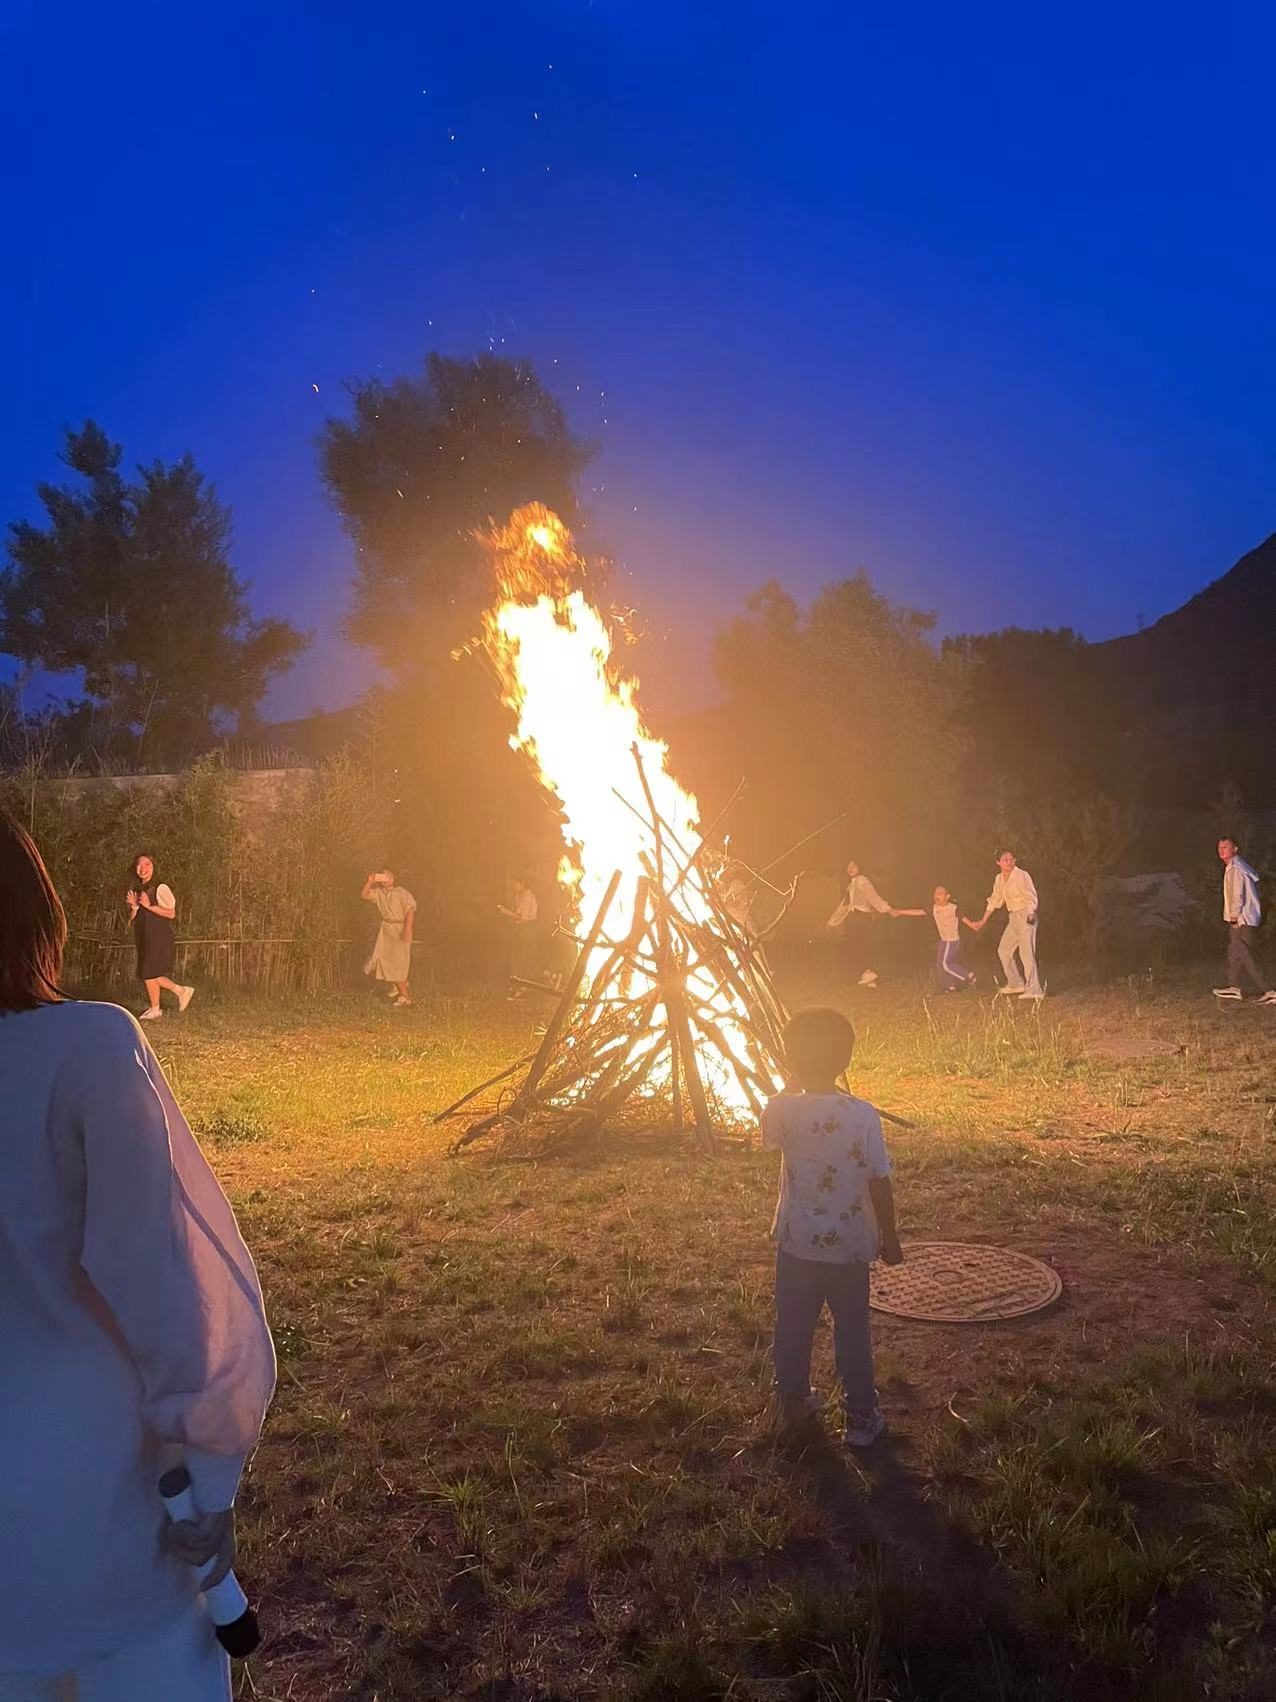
<box><xmin>2</xmin><ymin>1</ymin><xmax>1273</xmax><ymax>719</ymax></box>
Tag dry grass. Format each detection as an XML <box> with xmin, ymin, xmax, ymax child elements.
<box><xmin>141</xmin><ymin>966</ymin><xmax>1276</xmax><ymax>1700</ymax></box>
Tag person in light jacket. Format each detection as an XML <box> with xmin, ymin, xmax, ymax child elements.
<box><xmin>825</xmin><ymin>860</ymin><xmax>916</xmax><ymax>989</ymax></box>
<box><xmin>965</xmin><ymin>850</ymin><xmax>1045</xmax><ymax>1000</ymax></box>
<box><xmin>0</xmin><ymin>808</ymin><xmax>275</xmax><ymax>1701</ymax></box>
<box><xmin>1213</xmin><ymin>838</ymin><xmax>1275</xmax><ymax>1004</ymax></box>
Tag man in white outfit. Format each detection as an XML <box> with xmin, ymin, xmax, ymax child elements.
<box><xmin>1213</xmin><ymin>838</ymin><xmax>1275</xmax><ymax>1005</ymax></box>
<box><xmin>965</xmin><ymin>851</ymin><xmax>1044</xmax><ymax>1000</ymax></box>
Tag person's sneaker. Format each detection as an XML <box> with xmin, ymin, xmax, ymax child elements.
<box><xmin>858</xmin><ymin>970</ymin><xmax>879</xmax><ymax>987</ymax></box>
<box><xmin>1212</xmin><ymin>986</ymin><xmax>1243</xmax><ymax>1001</ymax></box>
<box><xmin>996</xmin><ymin>984</ymin><xmax>1025</xmax><ymax>996</ymax></box>
<box><xmin>177</xmin><ymin>985</ymin><xmax>195</xmax><ymax>1012</ymax></box>
<box><xmin>844</xmin><ymin>1407</ymin><xmax>886</xmax><ymax>1449</ymax></box>
<box><xmin>391</xmin><ymin>997</ymin><xmax>412</xmax><ymax>1010</ymax></box>
<box><xmin>1258</xmin><ymin>991</ymin><xmax>1276</xmax><ymax>1006</ymax></box>
<box><xmin>138</xmin><ymin>1007</ymin><xmax>162</xmax><ymax>1021</ymax></box>
<box><xmin>769</xmin><ymin>1392</ymin><xmax>821</xmax><ymax>1432</ymax></box>
<box><xmin>1019</xmin><ymin>989</ymin><xmax>1045</xmax><ymax>1001</ymax></box>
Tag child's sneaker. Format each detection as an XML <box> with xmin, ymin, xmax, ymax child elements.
<box><xmin>844</xmin><ymin>1406</ymin><xmax>886</xmax><ymax>1449</ymax></box>
<box><xmin>177</xmin><ymin>985</ymin><xmax>196</xmax><ymax>1012</ymax></box>
<box><xmin>768</xmin><ymin>1391</ymin><xmax>821</xmax><ymax>1432</ymax></box>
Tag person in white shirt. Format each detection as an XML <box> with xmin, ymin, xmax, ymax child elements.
<box><xmin>0</xmin><ymin>808</ymin><xmax>275</xmax><ymax>1702</ymax></box>
<box><xmin>931</xmin><ymin>885</ymin><xmax>976</xmax><ymax>992</ymax></box>
<box><xmin>126</xmin><ymin>853</ymin><xmax>195</xmax><ymax>1021</ymax></box>
<box><xmin>1213</xmin><ymin>838</ymin><xmax>1275</xmax><ymax>1004</ymax></box>
<box><xmin>965</xmin><ymin>850</ymin><xmax>1044</xmax><ymax>1000</ymax></box>
<box><xmin>499</xmin><ymin>874</ymin><xmax>541</xmax><ymax>1000</ymax></box>
<box><xmin>825</xmin><ymin>859</ymin><xmax>916</xmax><ymax>989</ymax></box>
<box><xmin>720</xmin><ymin>861</ymin><xmax>756</xmax><ymax>935</ymax></box>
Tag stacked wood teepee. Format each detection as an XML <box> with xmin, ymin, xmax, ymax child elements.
<box><xmin>438</xmin><ymin>747</ymin><xmax>789</xmax><ymax>1150</ymax></box>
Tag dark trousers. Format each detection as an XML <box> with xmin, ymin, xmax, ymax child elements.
<box><xmin>773</xmin><ymin>1250</ymin><xmax>876</xmax><ymax>1412</ymax></box>
<box><xmin>843</xmin><ymin>912</ymin><xmax>876</xmax><ymax>982</ymax></box>
<box><xmin>1227</xmin><ymin>923</ymin><xmax>1268</xmax><ymax>994</ymax></box>
<box><xmin>511</xmin><ymin>923</ymin><xmax>541</xmax><ymax>984</ymax></box>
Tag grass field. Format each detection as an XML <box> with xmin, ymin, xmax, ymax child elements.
<box><xmin>145</xmin><ymin>963</ymin><xmax>1275</xmax><ymax>1700</ymax></box>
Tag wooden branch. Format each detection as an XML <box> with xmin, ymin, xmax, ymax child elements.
<box><xmin>434</xmin><ymin>1050</ymin><xmax>537</xmax><ymax>1122</ymax></box>
<box><xmin>517</xmin><ymin>870</ymin><xmax>622</xmax><ymax>1105</ymax></box>
<box><xmin>687</xmin><ymin>1007</ymin><xmax>765</xmax><ymax>1119</ymax></box>
<box><xmin>758</xmin><ymin>808</ymin><xmax>848</xmax><ymax>877</ymax></box>
<box><xmin>668</xmin><ymin>990</ymin><xmax>713</xmax><ymax>1146</ymax></box>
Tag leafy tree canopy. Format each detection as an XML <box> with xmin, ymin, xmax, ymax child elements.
<box><xmin>319</xmin><ymin>352</ymin><xmax>594</xmax><ymax>667</ymax></box>
<box><xmin>1</xmin><ymin>422</ymin><xmax>306</xmax><ymax>763</ymax></box>
<box><xmin>706</xmin><ymin>574</ymin><xmax>969</xmax><ymax>874</ymax></box>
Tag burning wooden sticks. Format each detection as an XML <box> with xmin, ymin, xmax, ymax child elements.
<box><xmin>437</xmin><ymin>747</ymin><xmax>790</xmax><ymax>1152</ymax></box>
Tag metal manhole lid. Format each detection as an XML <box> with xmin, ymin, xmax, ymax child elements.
<box><xmin>869</xmin><ymin>1241</ymin><xmax>1062</xmax><ymax>1322</ymax></box>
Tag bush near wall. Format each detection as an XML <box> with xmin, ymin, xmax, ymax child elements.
<box><xmin>2</xmin><ymin>754</ymin><xmax>391</xmax><ymax>993</ymax></box>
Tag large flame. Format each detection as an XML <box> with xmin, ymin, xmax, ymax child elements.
<box><xmin>476</xmin><ymin>504</ymin><xmax>772</xmax><ymax>1121</ymax></box>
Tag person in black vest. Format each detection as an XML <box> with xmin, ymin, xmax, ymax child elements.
<box><xmin>126</xmin><ymin>853</ymin><xmax>195</xmax><ymax>1021</ymax></box>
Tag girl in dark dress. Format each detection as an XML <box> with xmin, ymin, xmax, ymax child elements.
<box><xmin>126</xmin><ymin>853</ymin><xmax>195</xmax><ymax>1020</ymax></box>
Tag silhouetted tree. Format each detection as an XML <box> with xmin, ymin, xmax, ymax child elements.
<box><xmin>942</xmin><ymin>626</ymin><xmax>1120</xmax><ymax>800</ymax></box>
<box><xmin>708</xmin><ymin>575</ymin><xmax>969</xmax><ymax>880</ymax></box>
<box><xmin>1</xmin><ymin>422</ymin><xmax>306</xmax><ymax>763</ymax></box>
<box><xmin>319</xmin><ymin>353</ymin><xmax>593</xmax><ymax>667</ymax></box>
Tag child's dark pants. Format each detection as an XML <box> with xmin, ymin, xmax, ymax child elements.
<box><xmin>773</xmin><ymin>1250</ymin><xmax>876</xmax><ymax>1412</ymax></box>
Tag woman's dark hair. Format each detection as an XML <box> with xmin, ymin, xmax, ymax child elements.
<box><xmin>0</xmin><ymin>808</ymin><xmax>67</xmax><ymax>1013</ymax></box>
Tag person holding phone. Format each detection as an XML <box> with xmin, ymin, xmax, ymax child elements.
<box><xmin>361</xmin><ymin>869</ymin><xmax>417</xmax><ymax>1008</ymax></box>
<box><xmin>0</xmin><ymin>808</ymin><xmax>274</xmax><ymax>1700</ymax></box>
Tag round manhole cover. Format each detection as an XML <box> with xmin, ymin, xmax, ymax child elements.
<box><xmin>869</xmin><ymin>1242</ymin><xmax>1062</xmax><ymax>1322</ymax></box>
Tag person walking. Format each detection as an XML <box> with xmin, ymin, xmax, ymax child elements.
<box><xmin>825</xmin><ymin>859</ymin><xmax>916</xmax><ymax>989</ymax></box>
<box><xmin>127</xmin><ymin>853</ymin><xmax>194</xmax><ymax>1021</ymax></box>
<box><xmin>0</xmin><ymin>807</ymin><xmax>275</xmax><ymax>1701</ymax></box>
<box><xmin>1213</xmin><ymin>838</ymin><xmax>1275</xmax><ymax>1005</ymax></box>
<box><xmin>499</xmin><ymin>874</ymin><xmax>540</xmax><ymax>1000</ymax></box>
<box><xmin>965</xmin><ymin>850</ymin><xmax>1045</xmax><ymax>1000</ymax></box>
<box><xmin>362</xmin><ymin>870</ymin><xmax>417</xmax><ymax>1007</ymax></box>
<box><xmin>931</xmin><ymin>885</ymin><xmax>976</xmax><ymax>992</ymax></box>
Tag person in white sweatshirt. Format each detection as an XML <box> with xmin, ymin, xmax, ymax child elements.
<box><xmin>965</xmin><ymin>850</ymin><xmax>1044</xmax><ymax>1000</ymax></box>
<box><xmin>1213</xmin><ymin>838</ymin><xmax>1275</xmax><ymax>1004</ymax></box>
<box><xmin>0</xmin><ymin>807</ymin><xmax>275</xmax><ymax>1701</ymax></box>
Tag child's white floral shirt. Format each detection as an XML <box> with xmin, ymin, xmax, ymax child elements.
<box><xmin>762</xmin><ymin>1091</ymin><xmax>891</xmax><ymax>1264</ymax></box>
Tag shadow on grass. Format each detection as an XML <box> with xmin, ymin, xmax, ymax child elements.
<box><xmin>762</xmin><ymin>1426</ymin><xmax>1115</xmax><ymax>1702</ymax></box>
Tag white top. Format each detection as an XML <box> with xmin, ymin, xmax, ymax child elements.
<box><xmin>514</xmin><ymin>889</ymin><xmax>538</xmax><ymax>924</ymax></box>
<box><xmin>986</xmin><ymin>865</ymin><xmax>1038</xmax><ymax>915</ymax></box>
<box><xmin>154</xmin><ymin>882</ymin><xmax>176</xmax><ymax>911</ymax></box>
<box><xmin>762</xmin><ymin>1091</ymin><xmax>891</xmax><ymax>1264</ymax></box>
<box><xmin>1223</xmin><ymin>856</ymin><xmax>1261</xmax><ymax>926</ymax></box>
<box><xmin>827</xmin><ymin>873</ymin><xmax>891</xmax><ymax>927</ymax></box>
<box><xmin>0</xmin><ymin>1002</ymin><xmax>275</xmax><ymax>1673</ymax></box>
<box><xmin>932</xmin><ymin>901</ymin><xmax>960</xmax><ymax>942</ymax></box>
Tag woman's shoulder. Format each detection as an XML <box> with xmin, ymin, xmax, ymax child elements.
<box><xmin>0</xmin><ymin>1001</ymin><xmax>145</xmax><ymax>1069</ymax></box>
<box><xmin>41</xmin><ymin>1000</ymin><xmax>145</xmax><ymax>1046</ymax></box>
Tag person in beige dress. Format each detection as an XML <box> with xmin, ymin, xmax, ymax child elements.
<box><xmin>361</xmin><ymin>870</ymin><xmax>417</xmax><ymax>1008</ymax></box>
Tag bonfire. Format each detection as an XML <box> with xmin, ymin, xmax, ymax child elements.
<box><xmin>438</xmin><ymin>505</ymin><xmax>791</xmax><ymax>1149</ymax></box>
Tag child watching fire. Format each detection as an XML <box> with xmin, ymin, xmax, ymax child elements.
<box><xmin>762</xmin><ymin>1007</ymin><xmax>903</xmax><ymax>1448</ymax></box>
